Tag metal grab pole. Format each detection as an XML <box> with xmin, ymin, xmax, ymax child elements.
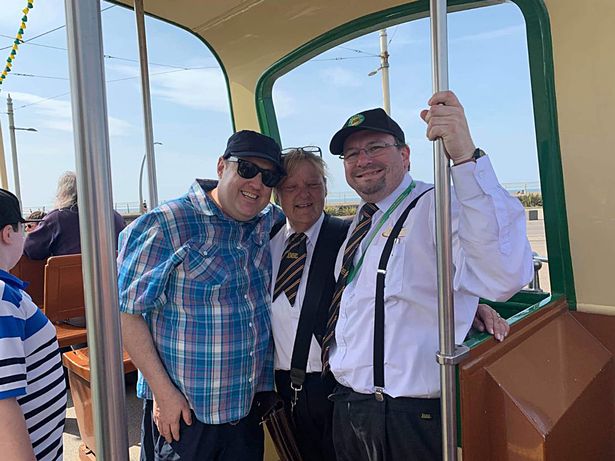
<box><xmin>7</xmin><ymin>95</ymin><xmax>21</xmax><ymax>202</ymax></box>
<box><xmin>64</xmin><ymin>1</ymin><xmax>129</xmax><ymax>459</ymax></box>
<box><xmin>429</xmin><ymin>1</ymin><xmax>467</xmax><ymax>460</ymax></box>
<box><xmin>379</xmin><ymin>29</ymin><xmax>391</xmax><ymax>115</ymax></box>
<box><xmin>134</xmin><ymin>0</ymin><xmax>159</xmax><ymax>210</ymax></box>
<box><xmin>0</xmin><ymin>116</ymin><xmax>7</xmax><ymax>190</ymax></box>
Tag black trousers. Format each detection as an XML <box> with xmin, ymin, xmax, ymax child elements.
<box><xmin>330</xmin><ymin>385</ymin><xmax>442</xmax><ymax>461</ymax></box>
<box><xmin>140</xmin><ymin>399</ymin><xmax>264</xmax><ymax>461</ymax></box>
<box><xmin>275</xmin><ymin>370</ymin><xmax>337</xmax><ymax>461</ymax></box>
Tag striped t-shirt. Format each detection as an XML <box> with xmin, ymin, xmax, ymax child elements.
<box><xmin>0</xmin><ymin>269</ymin><xmax>66</xmax><ymax>460</ymax></box>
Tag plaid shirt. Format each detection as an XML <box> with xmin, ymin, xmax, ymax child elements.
<box><xmin>118</xmin><ymin>180</ymin><xmax>279</xmax><ymax>424</ymax></box>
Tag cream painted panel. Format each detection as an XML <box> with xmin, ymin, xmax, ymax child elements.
<box><xmin>545</xmin><ymin>0</ymin><xmax>615</xmax><ymax>310</ymax></box>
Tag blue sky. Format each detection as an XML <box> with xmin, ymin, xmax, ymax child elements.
<box><xmin>0</xmin><ymin>1</ymin><xmax>538</xmax><ymax>209</ymax></box>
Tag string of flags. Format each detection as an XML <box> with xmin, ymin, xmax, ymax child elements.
<box><xmin>0</xmin><ymin>1</ymin><xmax>35</xmax><ymax>88</ymax></box>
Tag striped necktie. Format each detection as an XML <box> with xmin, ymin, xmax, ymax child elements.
<box><xmin>322</xmin><ymin>202</ymin><xmax>378</xmax><ymax>372</ymax></box>
<box><xmin>273</xmin><ymin>232</ymin><xmax>307</xmax><ymax>306</ymax></box>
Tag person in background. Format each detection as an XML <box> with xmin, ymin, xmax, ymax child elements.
<box><xmin>23</xmin><ymin>171</ymin><xmax>125</xmax><ymax>259</ymax></box>
<box><xmin>25</xmin><ymin>210</ymin><xmax>46</xmax><ymax>233</ymax></box>
<box><xmin>0</xmin><ymin>188</ymin><xmax>66</xmax><ymax>461</ymax></box>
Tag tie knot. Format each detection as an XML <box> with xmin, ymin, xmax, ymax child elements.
<box><xmin>289</xmin><ymin>232</ymin><xmax>306</xmax><ymax>245</ymax></box>
<box><xmin>360</xmin><ymin>202</ymin><xmax>378</xmax><ymax>220</ymax></box>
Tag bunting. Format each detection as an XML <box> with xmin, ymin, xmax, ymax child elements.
<box><xmin>0</xmin><ymin>1</ymin><xmax>35</xmax><ymax>88</ymax></box>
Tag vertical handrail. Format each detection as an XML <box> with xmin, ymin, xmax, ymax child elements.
<box><xmin>64</xmin><ymin>1</ymin><xmax>129</xmax><ymax>459</ymax></box>
<box><xmin>134</xmin><ymin>0</ymin><xmax>159</xmax><ymax>210</ymax></box>
<box><xmin>429</xmin><ymin>1</ymin><xmax>463</xmax><ymax>460</ymax></box>
<box><xmin>0</xmin><ymin>107</ymin><xmax>10</xmax><ymax>190</ymax></box>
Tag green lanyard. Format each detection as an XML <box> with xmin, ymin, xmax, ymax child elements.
<box><xmin>347</xmin><ymin>180</ymin><xmax>416</xmax><ymax>284</ymax></box>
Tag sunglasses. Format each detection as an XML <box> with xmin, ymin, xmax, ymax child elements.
<box><xmin>281</xmin><ymin>146</ymin><xmax>322</xmax><ymax>157</ymax></box>
<box><xmin>226</xmin><ymin>156</ymin><xmax>284</xmax><ymax>187</ymax></box>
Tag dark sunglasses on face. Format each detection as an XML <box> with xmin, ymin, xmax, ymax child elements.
<box><xmin>226</xmin><ymin>156</ymin><xmax>284</xmax><ymax>187</ymax></box>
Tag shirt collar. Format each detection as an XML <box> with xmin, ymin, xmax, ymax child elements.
<box><xmin>0</xmin><ymin>269</ymin><xmax>28</xmax><ymax>290</ymax></box>
<box><xmin>284</xmin><ymin>212</ymin><xmax>325</xmax><ymax>247</ymax></box>
<box><xmin>373</xmin><ymin>173</ymin><xmax>413</xmax><ymax>211</ymax></box>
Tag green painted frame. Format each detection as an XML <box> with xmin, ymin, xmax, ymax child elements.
<box><xmin>255</xmin><ymin>0</ymin><xmax>575</xmax><ymax>308</ymax></box>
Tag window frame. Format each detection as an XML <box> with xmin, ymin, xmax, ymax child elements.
<box><xmin>255</xmin><ymin>0</ymin><xmax>575</xmax><ymax>309</ymax></box>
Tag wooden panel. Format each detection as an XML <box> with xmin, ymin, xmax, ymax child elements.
<box><xmin>44</xmin><ymin>254</ymin><xmax>85</xmax><ymax>322</ymax></box>
<box><xmin>9</xmin><ymin>255</ymin><xmax>46</xmax><ymax>306</ymax></box>
<box><xmin>572</xmin><ymin>311</ymin><xmax>615</xmax><ymax>356</ymax></box>
<box><xmin>460</xmin><ymin>300</ymin><xmax>615</xmax><ymax>459</ymax></box>
<box><xmin>63</xmin><ymin>348</ymin><xmax>136</xmax><ymax>455</ymax></box>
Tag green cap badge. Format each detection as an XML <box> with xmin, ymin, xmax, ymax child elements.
<box><xmin>346</xmin><ymin>114</ymin><xmax>365</xmax><ymax>127</ymax></box>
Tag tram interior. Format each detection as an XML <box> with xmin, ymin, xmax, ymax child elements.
<box><xmin>6</xmin><ymin>0</ymin><xmax>615</xmax><ymax>459</ymax></box>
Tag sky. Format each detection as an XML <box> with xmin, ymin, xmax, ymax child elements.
<box><xmin>0</xmin><ymin>0</ymin><xmax>538</xmax><ymax>210</ymax></box>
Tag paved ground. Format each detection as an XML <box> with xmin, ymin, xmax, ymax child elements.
<box><xmin>62</xmin><ymin>215</ymin><xmax>548</xmax><ymax>460</ymax></box>
<box><xmin>526</xmin><ymin>217</ymin><xmax>549</xmax><ymax>292</ymax></box>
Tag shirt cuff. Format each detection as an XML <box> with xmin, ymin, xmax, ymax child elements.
<box><xmin>452</xmin><ymin>155</ymin><xmax>499</xmax><ymax>201</ymax></box>
<box><xmin>0</xmin><ymin>387</ymin><xmax>26</xmax><ymax>400</ymax></box>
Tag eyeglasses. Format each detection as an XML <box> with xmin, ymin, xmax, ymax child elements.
<box><xmin>339</xmin><ymin>142</ymin><xmax>401</xmax><ymax>162</ymax></box>
<box><xmin>226</xmin><ymin>156</ymin><xmax>284</xmax><ymax>187</ymax></box>
<box><xmin>281</xmin><ymin>146</ymin><xmax>322</xmax><ymax>157</ymax></box>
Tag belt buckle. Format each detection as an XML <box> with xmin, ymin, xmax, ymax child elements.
<box><xmin>374</xmin><ymin>387</ymin><xmax>385</xmax><ymax>402</ymax></box>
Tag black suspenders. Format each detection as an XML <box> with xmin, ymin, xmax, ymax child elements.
<box><xmin>373</xmin><ymin>188</ymin><xmax>433</xmax><ymax>401</ymax></box>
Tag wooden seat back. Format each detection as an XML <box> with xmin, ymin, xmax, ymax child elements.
<box><xmin>10</xmin><ymin>255</ymin><xmax>46</xmax><ymax>306</ymax></box>
<box><xmin>44</xmin><ymin>254</ymin><xmax>85</xmax><ymax>322</ymax></box>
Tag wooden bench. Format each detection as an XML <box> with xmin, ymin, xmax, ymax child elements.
<box><xmin>43</xmin><ymin>254</ymin><xmax>135</xmax><ymax>459</ymax></box>
<box><xmin>43</xmin><ymin>254</ymin><xmax>89</xmax><ymax>348</ymax></box>
<box><xmin>9</xmin><ymin>255</ymin><xmax>46</xmax><ymax>306</ymax></box>
<box><xmin>62</xmin><ymin>348</ymin><xmax>136</xmax><ymax>459</ymax></box>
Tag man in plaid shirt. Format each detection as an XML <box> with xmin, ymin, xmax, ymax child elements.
<box><xmin>118</xmin><ymin>130</ymin><xmax>285</xmax><ymax>460</ymax></box>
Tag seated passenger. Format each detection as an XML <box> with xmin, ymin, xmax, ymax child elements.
<box><xmin>25</xmin><ymin>210</ymin><xmax>46</xmax><ymax>232</ymax></box>
<box><xmin>23</xmin><ymin>171</ymin><xmax>125</xmax><ymax>259</ymax></box>
<box><xmin>0</xmin><ymin>188</ymin><xmax>66</xmax><ymax>460</ymax></box>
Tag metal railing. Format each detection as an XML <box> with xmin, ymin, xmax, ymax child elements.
<box><xmin>528</xmin><ymin>252</ymin><xmax>548</xmax><ymax>292</ymax></box>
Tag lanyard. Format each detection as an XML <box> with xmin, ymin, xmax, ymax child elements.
<box><xmin>347</xmin><ymin>180</ymin><xmax>415</xmax><ymax>284</ymax></box>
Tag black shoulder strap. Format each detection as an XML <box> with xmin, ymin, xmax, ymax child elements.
<box><xmin>374</xmin><ymin>187</ymin><xmax>433</xmax><ymax>397</ymax></box>
<box><xmin>270</xmin><ymin>218</ymin><xmax>286</xmax><ymax>240</ymax></box>
<box><xmin>289</xmin><ymin>214</ymin><xmax>350</xmax><ymax>388</ymax></box>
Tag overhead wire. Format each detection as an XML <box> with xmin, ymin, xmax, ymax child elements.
<box><xmin>338</xmin><ymin>46</ymin><xmax>378</xmax><ymax>57</ymax></box>
<box><xmin>388</xmin><ymin>26</ymin><xmax>399</xmax><ymax>45</ymax></box>
<box><xmin>0</xmin><ymin>4</ymin><xmax>116</xmax><ymax>51</ymax></box>
<box><xmin>12</xmin><ymin>66</ymin><xmax>218</xmax><ymax>110</ymax></box>
<box><xmin>2</xmin><ymin>2</ymin><xmax>379</xmax><ymax>110</ymax></box>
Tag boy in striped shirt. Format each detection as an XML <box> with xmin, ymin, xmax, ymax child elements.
<box><xmin>0</xmin><ymin>188</ymin><xmax>66</xmax><ymax>460</ymax></box>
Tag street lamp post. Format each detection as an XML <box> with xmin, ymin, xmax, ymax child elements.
<box><xmin>139</xmin><ymin>142</ymin><xmax>161</xmax><ymax>214</ymax></box>
<box><xmin>368</xmin><ymin>29</ymin><xmax>391</xmax><ymax>115</ymax></box>
<box><xmin>7</xmin><ymin>94</ymin><xmax>37</xmax><ymax>203</ymax></box>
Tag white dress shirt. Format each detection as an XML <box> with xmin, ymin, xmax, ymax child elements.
<box><xmin>270</xmin><ymin>213</ymin><xmax>326</xmax><ymax>372</ymax></box>
<box><xmin>330</xmin><ymin>157</ymin><xmax>533</xmax><ymax>398</ymax></box>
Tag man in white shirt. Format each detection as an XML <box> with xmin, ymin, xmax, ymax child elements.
<box><xmin>322</xmin><ymin>91</ymin><xmax>533</xmax><ymax>460</ymax></box>
<box><xmin>271</xmin><ymin>143</ymin><xmax>514</xmax><ymax>461</ymax></box>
